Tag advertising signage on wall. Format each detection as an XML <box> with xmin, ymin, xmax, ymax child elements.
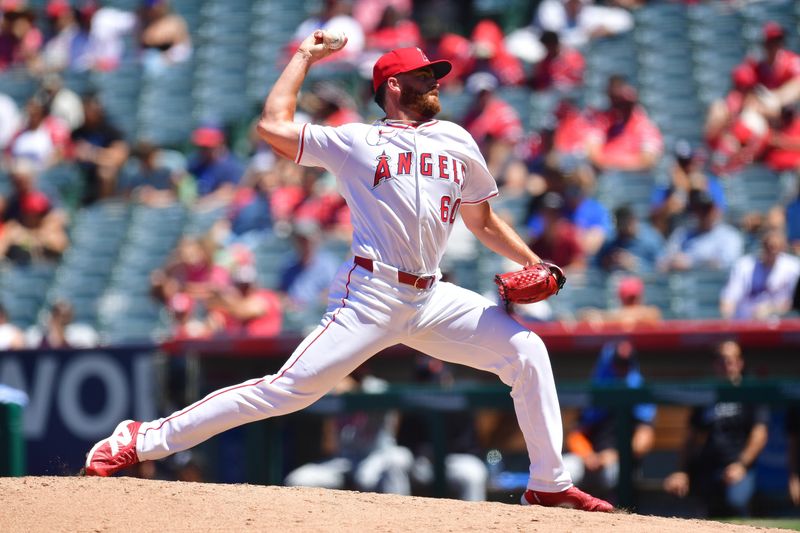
<box><xmin>0</xmin><ymin>347</ymin><xmax>157</xmax><ymax>475</ymax></box>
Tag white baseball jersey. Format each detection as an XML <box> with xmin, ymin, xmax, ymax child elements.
<box><xmin>294</xmin><ymin>119</ymin><xmax>498</xmax><ymax>275</ymax></box>
<box><xmin>132</xmin><ymin>117</ymin><xmax>572</xmax><ymax>495</ymax></box>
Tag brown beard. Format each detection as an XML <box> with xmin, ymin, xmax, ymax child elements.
<box><xmin>400</xmin><ymin>84</ymin><xmax>441</xmax><ymax>119</ymax></box>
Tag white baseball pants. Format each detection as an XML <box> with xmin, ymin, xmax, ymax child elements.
<box><xmin>137</xmin><ymin>259</ymin><xmax>573</xmax><ymax>492</ymax></box>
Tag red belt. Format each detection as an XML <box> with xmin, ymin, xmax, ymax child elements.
<box><xmin>354</xmin><ymin>256</ymin><xmax>436</xmax><ymax>290</ymax></box>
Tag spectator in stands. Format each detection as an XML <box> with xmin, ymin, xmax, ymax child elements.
<box><xmin>37</xmin><ymin>73</ymin><xmax>84</xmax><ymax>131</ymax></box>
<box><xmin>650</xmin><ymin>140</ymin><xmax>726</xmax><ymax>239</ymax></box>
<box><xmin>207</xmin><ymin>264</ymin><xmax>282</xmax><ymax>337</ymax></box>
<box><xmin>186</xmin><ymin>123</ymin><xmax>244</xmax><ymax>210</ymax></box>
<box><xmin>212</xmin><ymin>166</ymin><xmax>273</xmax><ymax>250</ymax></box>
<box><xmin>86</xmin><ymin>3</ymin><xmax>136</xmax><ymax>71</ymax></box>
<box><xmin>26</xmin><ymin>299</ymin><xmax>98</xmax><ymax>348</ymax></box>
<box><xmin>353</xmin><ymin>0</ymin><xmax>411</xmax><ymax>34</ymax></box>
<box><xmin>788</xmin><ymin>176</ymin><xmax>800</xmax><ymax>255</ymax></box>
<box><xmin>0</xmin><ymin>4</ymin><xmax>42</xmax><ymax>71</ymax></box>
<box><xmin>705</xmin><ymin>65</ymin><xmax>770</xmax><ymax>175</ymax></box>
<box><xmin>71</xmin><ymin>93</ymin><xmax>129</xmax><ymax>205</ymax></box>
<box><xmin>741</xmin><ymin>22</ymin><xmax>800</xmax><ymax>111</ymax></box>
<box><xmin>587</xmin><ymin>79</ymin><xmax>663</xmax><ymax>173</ymax></box>
<box><xmin>165</xmin><ymin>292</ymin><xmax>210</xmax><ymax>341</ymax></box>
<box><xmin>764</xmin><ymin>106</ymin><xmax>800</xmax><ymax>173</ymax></box>
<box><xmin>534</xmin><ymin>0</ymin><xmax>634</xmax><ymax>50</ymax></box>
<box><xmin>787</xmin><ymin>406</ymin><xmax>800</xmax><ymax>507</ymax></box>
<box><xmin>0</xmin><ymin>303</ymin><xmax>25</xmax><ymax>349</ymax></box>
<box><xmin>578</xmin><ymin>276</ymin><xmax>662</xmax><ymax>330</ymax></box>
<box><xmin>292</xmin><ymin>0</ymin><xmax>365</xmax><ymax>61</ymax></box>
<box><xmin>7</xmin><ymin>95</ymin><xmax>71</xmax><ymax>170</ymax></box>
<box><xmin>0</xmin><ymin>157</ymin><xmax>68</xmax><ymax>264</ymax></box>
<box><xmin>0</xmin><ymin>90</ymin><xmax>20</xmax><ymax>150</ymax></box>
<box><xmin>720</xmin><ymin>229</ymin><xmax>800</xmax><ymax>320</ymax></box>
<box><xmin>426</xmin><ymin>31</ymin><xmax>471</xmax><ymax>89</ymax></box>
<box><xmin>138</xmin><ymin>0</ymin><xmax>192</xmax><ymax>76</ymax></box>
<box><xmin>151</xmin><ymin>235</ymin><xmax>230</xmax><ymax>307</ymax></box>
<box><xmin>39</xmin><ymin>0</ymin><xmax>96</xmax><ymax>73</ymax></box>
<box><xmin>562</xmin><ymin>341</ymin><xmax>655</xmax><ymax>498</ymax></box>
<box><xmin>551</xmin><ymin>99</ymin><xmax>593</xmax><ymax>158</ymax></box>
<box><xmin>304</xmin><ymin>82</ymin><xmax>362</xmax><ymax>127</ymax></box>
<box><xmin>397</xmin><ymin>356</ymin><xmax>488</xmax><ymax>501</ymax></box>
<box><xmin>596</xmin><ymin>205</ymin><xmax>662</xmax><ymax>274</ymax></box>
<box><xmin>468</xmin><ymin>19</ymin><xmax>525</xmax><ymax>86</ymax></box>
<box><xmin>364</xmin><ymin>4</ymin><xmax>420</xmax><ymax>52</ymax></box>
<box><xmin>279</xmin><ymin>220</ymin><xmax>340</xmax><ymax>310</ymax></box>
<box><xmin>122</xmin><ymin>141</ymin><xmax>177</xmax><ymax>207</ymax></box>
<box><xmin>664</xmin><ymin>340</ymin><xmax>769</xmax><ymax>517</ymax></box>
<box><xmin>529</xmin><ymin>30</ymin><xmax>584</xmax><ymax>92</ymax></box>
<box><xmin>285</xmin><ymin>370</ymin><xmax>413</xmax><ymax>495</ymax></box>
<box><xmin>658</xmin><ymin>190</ymin><xmax>743</xmax><ymax>272</ymax></box>
<box><xmin>527</xmin><ymin>191</ymin><xmax>585</xmax><ymax>271</ymax></box>
<box><xmin>461</xmin><ymin>73</ymin><xmax>523</xmax><ymax>177</ymax></box>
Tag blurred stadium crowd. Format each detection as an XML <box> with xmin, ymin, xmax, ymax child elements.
<box><xmin>0</xmin><ymin>0</ymin><xmax>799</xmax><ymax>347</ymax></box>
<box><xmin>0</xmin><ymin>0</ymin><xmax>799</xmax><ymax>517</ymax></box>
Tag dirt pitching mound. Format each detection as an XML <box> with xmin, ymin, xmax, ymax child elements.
<box><xmin>0</xmin><ymin>477</ymin><xmax>791</xmax><ymax>532</ymax></box>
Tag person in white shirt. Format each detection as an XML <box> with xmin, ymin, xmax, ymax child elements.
<box><xmin>720</xmin><ymin>230</ymin><xmax>800</xmax><ymax>320</ymax></box>
<box><xmin>83</xmin><ymin>33</ymin><xmax>613</xmax><ymax>513</ymax></box>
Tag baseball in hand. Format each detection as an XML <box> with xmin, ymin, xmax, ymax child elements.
<box><xmin>321</xmin><ymin>30</ymin><xmax>346</xmax><ymax>50</ymax></box>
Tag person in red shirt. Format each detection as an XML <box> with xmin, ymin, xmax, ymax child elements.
<box><xmin>553</xmin><ymin>99</ymin><xmax>593</xmax><ymax>156</ymax></box>
<box><xmin>587</xmin><ymin>79</ymin><xmax>663</xmax><ymax>172</ymax></box>
<box><xmin>529</xmin><ymin>31</ymin><xmax>585</xmax><ymax>92</ymax></box>
<box><xmin>743</xmin><ymin>22</ymin><xmax>800</xmax><ymax>108</ymax></box>
<box><xmin>706</xmin><ymin>65</ymin><xmax>771</xmax><ymax>174</ymax></box>
<box><xmin>462</xmin><ymin>72</ymin><xmax>524</xmax><ymax>175</ymax></box>
<box><xmin>0</xmin><ymin>5</ymin><xmax>42</xmax><ymax>71</ymax></box>
<box><xmin>469</xmin><ymin>19</ymin><xmax>525</xmax><ymax>86</ymax></box>
<box><xmin>764</xmin><ymin>106</ymin><xmax>800</xmax><ymax>172</ymax></box>
<box><xmin>207</xmin><ymin>264</ymin><xmax>283</xmax><ymax>337</ymax></box>
<box><xmin>365</xmin><ymin>5</ymin><xmax>421</xmax><ymax>52</ymax></box>
<box><xmin>528</xmin><ymin>191</ymin><xmax>585</xmax><ymax>271</ymax></box>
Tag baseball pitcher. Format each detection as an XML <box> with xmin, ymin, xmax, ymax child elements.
<box><xmin>84</xmin><ymin>30</ymin><xmax>612</xmax><ymax>512</ymax></box>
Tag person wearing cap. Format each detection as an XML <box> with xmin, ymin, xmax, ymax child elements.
<box><xmin>740</xmin><ymin>21</ymin><xmax>800</xmax><ymax>109</ymax></box>
<box><xmin>186</xmin><ymin>123</ymin><xmax>245</xmax><ymax>209</ymax></box>
<box><xmin>578</xmin><ymin>275</ymin><xmax>662</xmax><ymax>330</ymax></box>
<box><xmin>71</xmin><ymin>93</ymin><xmax>129</xmax><ymax>205</ymax></box>
<box><xmin>0</xmin><ymin>157</ymin><xmax>68</xmax><ymax>264</ymax></box>
<box><xmin>461</xmin><ymin>72</ymin><xmax>524</xmax><ymax>176</ymax></box>
<box><xmin>84</xmin><ymin>32</ymin><xmax>614</xmax><ymax>513</ymax></box>
<box><xmin>587</xmin><ymin>76</ymin><xmax>663</xmax><ymax>173</ymax></box>
<box><xmin>658</xmin><ymin>190</ymin><xmax>744</xmax><ymax>272</ymax></box>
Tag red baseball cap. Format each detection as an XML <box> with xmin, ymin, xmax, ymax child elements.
<box><xmin>732</xmin><ymin>64</ymin><xmax>757</xmax><ymax>90</ymax></box>
<box><xmin>46</xmin><ymin>0</ymin><xmax>71</xmax><ymax>18</ymax></box>
<box><xmin>372</xmin><ymin>47</ymin><xmax>451</xmax><ymax>92</ymax></box>
<box><xmin>191</xmin><ymin>125</ymin><xmax>225</xmax><ymax>147</ymax></box>
<box><xmin>618</xmin><ymin>276</ymin><xmax>644</xmax><ymax>303</ymax></box>
<box><xmin>763</xmin><ymin>21</ymin><xmax>785</xmax><ymax>41</ymax></box>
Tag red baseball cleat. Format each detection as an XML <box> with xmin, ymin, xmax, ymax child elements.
<box><xmin>521</xmin><ymin>486</ymin><xmax>614</xmax><ymax>512</ymax></box>
<box><xmin>84</xmin><ymin>420</ymin><xmax>142</xmax><ymax>477</ymax></box>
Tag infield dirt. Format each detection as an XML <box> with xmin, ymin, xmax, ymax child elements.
<box><xmin>0</xmin><ymin>476</ymin><xmax>792</xmax><ymax>532</ymax></box>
